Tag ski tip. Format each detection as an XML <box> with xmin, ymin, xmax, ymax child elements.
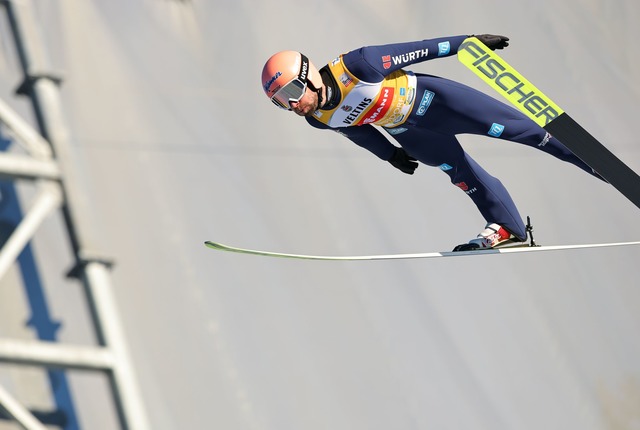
<box><xmin>205</xmin><ymin>241</ymin><xmax>237</xmax><ymax>253</ymax></box>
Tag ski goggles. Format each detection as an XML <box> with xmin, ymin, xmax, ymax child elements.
<box><xmin>270</xmin><ymin>54</ymin><xmax>310</xmax><ymax>110</ymax></box>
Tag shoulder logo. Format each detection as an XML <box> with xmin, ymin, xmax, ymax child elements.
<box><xmin>382</xmin><ymin>55</ymin><xmax>392</xmax><ymax>70</ymax></box>
<box><xmin>438</xmin><ymin>41</ymin><xmax>451</xmax><ymax>56</ymax></box>
<box><xmin>386</xmin><ymin>49</ymin><xmax>429</xmax><ymax>68</ymax></box>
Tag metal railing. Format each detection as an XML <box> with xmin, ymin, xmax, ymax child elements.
<box><xmin>0</xmin><ymin>1</ymin><xmax>149</xmax><ymax>429</ymax></box>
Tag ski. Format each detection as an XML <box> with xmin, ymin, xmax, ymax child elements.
<box><xmin>204</xmin><ymin>240</ymin><xmax>640</xmax><ymax>261</ymax></box>
<box><xmin>458</xmin><ymin>37</ymin><xmax>640</xmax><ymax>210</ymax></box>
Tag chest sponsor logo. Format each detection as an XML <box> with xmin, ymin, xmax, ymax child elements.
<box><xmin>342</xmin><ymin>98</ymin><xmax>373</xmax><ymax>125</ymax></box>
<box><xmin>405</xmin><ymin>87</ymin><xmax>416</xmax><ymax>105</ymax></box>
<box><xmin>361</xmin><ymin>87</ymin><xmax>394</xmax><ymax>125</ymax></box>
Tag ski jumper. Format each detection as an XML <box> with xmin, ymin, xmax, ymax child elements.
<box><xmin>305</xmin><ymin>35</ymin><xmax>599</xmax><ymax>240</ymax></box>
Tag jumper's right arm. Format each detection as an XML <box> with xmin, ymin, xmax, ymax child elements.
<box><xmin>342</xmin><ymin>35</ymin><xmax>469</xmax><ymax>81</ymax></box>
<box><xmin>306</xmin><ymin>118</ymin><xmax>417</xmax><ymax>174</ymax></box>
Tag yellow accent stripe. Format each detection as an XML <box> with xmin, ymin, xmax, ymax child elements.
<box><xmin>457</xmin><ymin>37</ymin><xmax>564</xmax><ymax>127</ymax></box>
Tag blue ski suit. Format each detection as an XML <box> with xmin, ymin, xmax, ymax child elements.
<box><xmin>305</xmin><ymin>35</ymin><xmax>599</xmax><ymax>240</ymax></box>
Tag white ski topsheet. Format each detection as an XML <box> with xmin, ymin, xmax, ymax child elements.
<box><xmin>205</xmin><ymin>240</ymin><xmax>640</xmax><ymax>261</ymax></box>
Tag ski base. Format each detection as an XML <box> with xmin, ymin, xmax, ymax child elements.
<box><xmin>204</xmin><ymin>240</ymin><xmax>640</xmax><ymax>261</ymax></box>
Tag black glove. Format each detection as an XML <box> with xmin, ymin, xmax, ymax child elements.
<box><xmin>388</xmin><ymin>147</ymin><xmax>418</xmax><ymax>175</ymax></box>
<box><xmin>473</xmin><ymin>34</ymin><xmax>510</xmax><ymax>50</ymax></box>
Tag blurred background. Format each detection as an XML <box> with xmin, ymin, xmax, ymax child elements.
<box><xmin>1</xmin><ymin>0</ymin><xmax>639</xmax><ymax>429</ymax></box>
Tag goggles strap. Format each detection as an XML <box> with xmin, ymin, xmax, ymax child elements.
<box><xmin>300</xmin><ymin>53</ymin><xmax>325</xmax><ymax>108</ymax></box>
<box><xmin>298</xmin><ymin>53</ymin><xmax>310</xmax><ymax>83</ymax></box>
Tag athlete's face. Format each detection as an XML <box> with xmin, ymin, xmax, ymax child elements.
<box><xmin>290</xmin><ymin>86</ymin><xmax>319</xmax><ymax>117</ymax></box>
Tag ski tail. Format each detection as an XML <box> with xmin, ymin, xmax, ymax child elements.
<box><xmin>457</xmin><ymin>37</ymin><xmax>640</xmax><ymax>210</ymax></box>
<box><xmin>544</xmin><ymin>112</ymin><xmax>640</xmax><ymax>206</ymax></box>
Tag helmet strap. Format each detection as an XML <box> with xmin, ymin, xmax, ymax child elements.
<box><xmin>316</xmin><ymin>88</ymin><xmax>324</xmax><ymax>108</ymax></box>
<box><xmin>309</xmin><ymin>82</ymin><xmax>323</xmax><ymax>108</ymax></box>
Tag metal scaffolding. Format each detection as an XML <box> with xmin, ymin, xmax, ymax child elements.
<box><xmin>0</xmin><ymin>1</ymin><xmax>149</xmax><ymax>429</ymax></box>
